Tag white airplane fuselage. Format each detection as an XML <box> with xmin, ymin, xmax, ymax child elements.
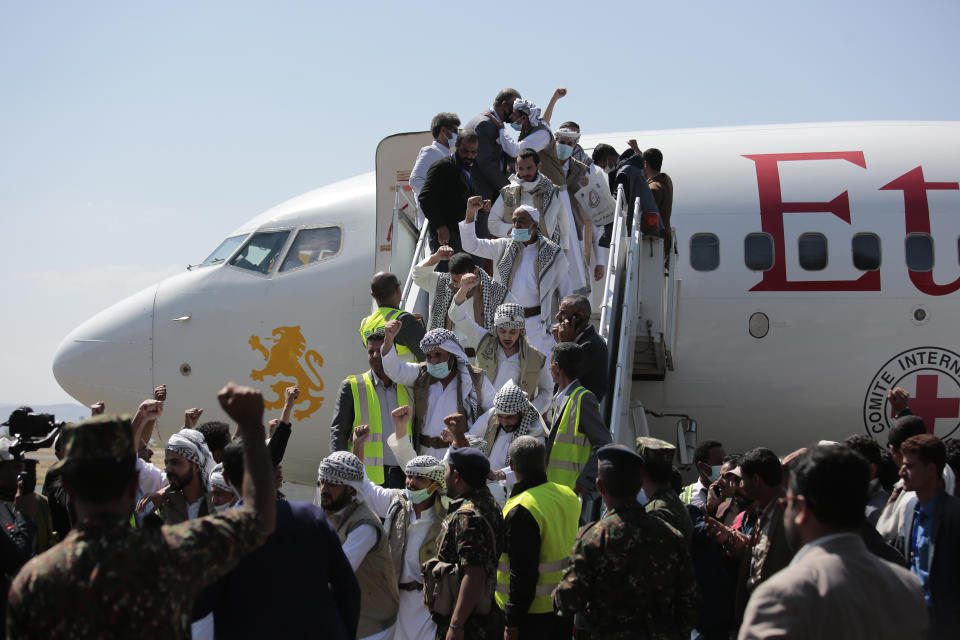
<box><xmin>53</xmin><ymin>122</ymin><xmax>960</xmax><ymax>490</ymax></box>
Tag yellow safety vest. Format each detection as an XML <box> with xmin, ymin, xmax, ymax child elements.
<box><xmin>680</xmin><ymin>483</ymin><xmax>698</xmax><ymax>505</ymax></box>
<box><xmin>495</xmin><ymin>482</ymin><xmax>580</xmax><ymax>613</ymax></box>
<box><xmin>546</xmin><ymin>386</ymin><xmax>593</xmax><ymax>490</ymax></box>
<box><xmin>346</xmin><ymin>372</ymin><xmax>410</xmax><ymax>485</ymax></box>
<box><xmin>359</xmin><ymin>307</ymin><xmax>411</xmax><ymax>356</ymax></box>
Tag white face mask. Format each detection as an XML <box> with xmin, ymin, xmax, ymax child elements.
<box><xmin>213</xmin><ymin>502</ymin><xmax>233</xmax><ymax>514</ymax></box>
<box><xmin>603</xmin><ymin>165</ymin><xmax>615</xmax><ymax>174</ymax></box>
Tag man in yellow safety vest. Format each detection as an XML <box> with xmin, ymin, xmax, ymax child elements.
<box><xmin>331</xmin><ymin>329</ymin><xmax>412</xmax><ymax>488</ymax></box>
<box><xmin>544</xmin><ymin>342</ymin><xmax>611</xmax><ymax>521</ymax></box>
<box><xmin>359</xmin><ymin>272</ymin><xmax>425</xmax><ymax>362</ymax></box>
<box><xmin>496</xmin><ymin>435</ymin><xmax>579</xmax><ymax>639</ymax></box>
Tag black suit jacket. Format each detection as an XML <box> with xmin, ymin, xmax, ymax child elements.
<box><xmin>576</xmin><ymin>324</ymin><xmax>609</xmax><ymax>401</ymax></box>
<box><xmin>417</xmin><ymin>155</ymin><xmax>476</xmax><ymax>231</ymax></box>
<box><xmin>464</xmin><ymin>111</ymin><xmax>509</xmax><ymax>201</ymax></box>
<box><xmin>929</xmin><ymin>491</ymin><xmax>960</xmax><ymax>639</ymax></box>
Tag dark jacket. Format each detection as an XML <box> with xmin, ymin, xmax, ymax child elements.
<box><xmin>464</xmin><ymin>111</ymin><xmax>509</xmax><ymax>201</ymax></box>
<box><xmin>194</xmin><ymin>500</ymin><xmax>362</xmax><ymax>640</ymax></box>
<box><xmin>418</xmin><ymin>155</ymin><xmax>477</xmax><ymax>233</ymax></box>
<box><xmin>927</xmin><ymin>490</ymin><xmax>960</xmax><ymax>639</ymax></box>
<box><xmin>575</xmin><ymin>324</ymin><xmax>609</xmax><ymax>402</ymax></box>
<box><xmin>614</xmin><ymin>152</ymin><xmax>660</xmax><ymax>232</ymax></box>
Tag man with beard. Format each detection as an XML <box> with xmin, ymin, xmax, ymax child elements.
<box><xmin>486</xmin><ymin>149</ymin><xmax>568</xmax><ymax>255</ymax></box>
<box><xmin>353</xmin><ymin>421</ymin><xmax>447</xmax><ymax>640</ymax></box>
<box><xmin>380</xmin><ymin>323</ymin><xmax>495</xmax><ymax>460</ymax></box>
<box><xmin>137</xmin><ymin>428</ymin><xmax>217</xmax><ymax>526</ymax></box>
<box><xmin>418</xmin><ymin>129</ymin><xmax>488</xmax><ymax>270</ymax></box>
<box><xmin>448</xmin><ymin>289</ymin><xmax>552</xmax><ymax>413</ymax></box>
<box><xmin>331</xmin><ymin>329</ymin><xmax>413</xmax><ymax>488</ymax></box>
<box><xmin>739</xmin><ymin>446</ymin><xmax>927</xmax><ymax>640</ymax></box>
<box><xmin>464</xmin><ymin>89</ymin><xmax>521</xmax><ymax>204</ymax></box>
<box><xmin>460</xmin><ymin>198</ymin><xmax>568</xmax><ymax>356</ymax></box>
<box><xmin>318</xmin><ymin>450</ymin><xmax>399</xmax><ymax>640</ymax></box>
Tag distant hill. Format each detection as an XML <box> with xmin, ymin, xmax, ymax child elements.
<box><xmin>0</xmin><ymin>403</ymin><xmax>90</xmax><ymax>424</ymax></box>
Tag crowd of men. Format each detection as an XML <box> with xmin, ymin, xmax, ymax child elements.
<box><xmin>1</xmin><ymin>87</ymin><xmax>957</xmax><ymax>640</ymax></box>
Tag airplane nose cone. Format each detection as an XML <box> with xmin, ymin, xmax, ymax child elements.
<box><xmin>53</xmin><ymin>284</ymin><xmax>157</xmax><ymax>407</ymax></box>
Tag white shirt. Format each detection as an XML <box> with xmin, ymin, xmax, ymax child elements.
<box><xmin>186</xmin><ymin>498</ymin><xmax>203</xmax><ymax>521</ymax></box>
<box><xmin>336</xmin><ymin>505</ymin><xmax>379</xmax><ymax>572</ymax></box>
<box><xmin>511</xmin><ymin>243</ymin><xmax>541</xmax><ymax>307</ymax></box>
<box><xmin>497</xmin><ymin>127</ymin><xmax>551</xmax><ymax>156</ymax></box>
<box><xmin>380</xmin><ymin>345</ymin><xmax>495</xmax><ymax>459</ymax></box>
<box><xmin>136</xmin><ymin>458</ymin><xmax>168</xmax><ymax>496</ymax></box>
<box><xmin>409</xmin><ymin>140</ymin><xmax>453</xmax><ymax>200</ymax></box>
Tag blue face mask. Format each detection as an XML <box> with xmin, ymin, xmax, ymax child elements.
<box><xmin>426</xmin><ymin>360</ymin><xmax>451</xmax><ymax>379</ymax></box>
<box><xmin>637</xmin><ymin>488</ymin><xmax>648</xmax><ymax>506</ymax></box>
<box><xmin>447</xmin><ymin>132</ymin><xmax>457</xmax><ymax>147</ymax></box>
<box><xmin>510</xmin><ymin>121</ymin><xmax>523</xmax><ymax>131</ymax></box>
<box><xmin>511</xmin><ymin>227</ymin><xmax>531</xmax><ymax>243</ymax></box>
<box><xmin>405</xmin><ymin>486</ymin><xmax>434</xmax><ymax>504</ymax></box>
<box><xmin>706</xmin><ymin>464</ymin><xmax>723</xmax><ymax>484</ymax></box>
<box><xmin>556</xmin><ymin>143</ymin><xmax>574</xmax><ymax>161</ymax></box>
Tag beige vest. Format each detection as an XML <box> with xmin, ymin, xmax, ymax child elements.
<box><xmin>412</xmin><ymin>364</ymin><xmax>487</xmax><ymax>445</ymax></box>
<box><xmin>475</xmin><ymin>334</ymin><xmax>545</xmax><ymax>401</ymax></box>
<box><xmin>385</xmin><ymin>492</ymin><xmax>446</xmax><ymax>582</ymax></box>
<box><xmin>330</xmin><ymin>501</ymin><xmax>399</xmax><ymax>636</ymax></box>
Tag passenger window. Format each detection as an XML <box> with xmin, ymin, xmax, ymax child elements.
<box><xmin>201</xmin><ymin>234</ymin><xmax>247</xmax><ymax>267</ymax></box>
<box><xmin>852</xmin><ymin>233</ymin><xmax>881</xmax><ymax>271</ymax></box>
<box><xmin>905</xmin><ymin>234</ymin><xmax>934</xmax><ymax>271</ymax></box>
<box><xmin>229</xmin><ymin>231</ymin><xmax>290</xmax><ymax>274</ymax></box>
<box><xmin>280</xmin><ymin>226</ymin><xmax>343</xmax><ymax>272</ymax></box>
<box><xmin>744</xmin><ymin>233</ymin><xmax>774</xmax><ymax>271</ymax></box>
<box><xmin>690</xmin><ymin>234</ymin><xmax>719</xmax><ymax>271</ymax></box>
<box><xmin>798</xmin><ymin>233</ymin><xmax>827</xmax><ymax>271</ymax></box>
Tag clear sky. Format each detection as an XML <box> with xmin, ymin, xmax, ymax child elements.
<box><xmin>1</xmin><ymin>0</ymin><xmax>958</xmax><ymax>405</ymax></box>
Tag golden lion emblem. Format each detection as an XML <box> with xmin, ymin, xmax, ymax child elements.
<box><xmin>248</xmin><ymin>326</ymin><xmax>324</xmax><ymax>420</ymax></box>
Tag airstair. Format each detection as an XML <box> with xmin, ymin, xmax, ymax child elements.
<box><xmin>377</xmin><ymin>134</ymin><xmax>688</xmax><ymax>459</ymax></box>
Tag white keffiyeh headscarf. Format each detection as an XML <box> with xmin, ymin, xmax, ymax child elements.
<box><xmin>493</xmin><ymin>380</ymin><xmax>540</xmax><ymax>440</ymax></box>
<box><xmin>404</xmin><ymin>455</ymin><xmax>446</xmax><ymax>489</ymax></box>
<box><xmin>210</xmin><ymin>463</ymin><xmax>239</xmax><ymax>497</ymax></box>
<box><xmin>317</xmin><ymin>451</ymin><xmax>366</xmax><ymax>503</ymax></box>
<box><xmin>555</xmin><ymin>127</ymin><xmax>581</xmax><ymax>142</ymax></box>
<box><xmin>419</xmin><ymin>328</ymin><xmax>481</xmax><ymax>422</ymax></box>
<box><xmin>494</xmin><ymin>303</ymin><xmax>525</xmax><ymax>330</ymax></box>
<box><xmin>513</xmin><ymin>98</ymin><xmax>542</xmax><ymax>127</ymax></box>
<box><xmin>166</xmin><ymin>428</ymin><xmax>215</xmax><ymax>491</ymax></box>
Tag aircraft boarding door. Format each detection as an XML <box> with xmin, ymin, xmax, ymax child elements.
<box><xmin>374</xmin><ymin>132</ymin><xmax>434</xmax><ymax>278</ymax></box>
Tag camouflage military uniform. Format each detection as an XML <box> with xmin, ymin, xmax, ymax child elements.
<box><xmin>645</xmin><ymin>486</ymin><xmax>694</xmax><ymax>542</ymax></box>
<box><xmin>7</xmin><ymin>506</ymin><xmax>265</xmax><ymax>639</ymax></box>
<box><xmin>432</xmin><ymin>485</ymin><xmax>505</xmax><ymax>640</ymax></box>
<box><xmin>552</xmin><ymin>502</ymin><xmax>699</xmax><ymax>640</ymax></box>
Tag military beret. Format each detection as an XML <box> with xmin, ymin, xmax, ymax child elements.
<box><xmin>598</xmin><ymin>444</ymin><xmax>644</xmax><ymax>469</ymax></box>
<box><xmin>635</xmin><ymin>437</ymin><xmax>675</xmax><ymax>468</ymax></box>
<box><xmin>48</xmin><ymin>415</ymin><xmax>135</xmax><ymax>476</ymax></box>
<box><xmin>448</xmin><ymin>446</ymin><xmax>490</xmax><ymax>489</ymax></box>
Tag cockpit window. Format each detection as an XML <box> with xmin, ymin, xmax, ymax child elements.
<box><xmin>229</xmin><ymin>231</ymin><xmax>290</xmax><ymax>275</ymax></box>
<box><xmin>201</xmin><ymin>235</ymin><xmax>247</xmax><ymax>267</ymax></box>
<box><xmin>280</xmin><ymin>226</ymin><xmax>343</xmax><ymax>272</ymax></box>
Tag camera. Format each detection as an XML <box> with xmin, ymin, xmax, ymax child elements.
<box><xmin>3</xmin><ymin>408</ymin><xmax>64</xmax><ymax>495</ymax></box>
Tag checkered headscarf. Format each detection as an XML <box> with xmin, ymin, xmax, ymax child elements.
<box><xmin>318</xmin><ymin>451</ymin><xmax>366</xmax><ymax>502</ymax></box>
<box><xmin>166</xmin><ymin>429</ymin><xmax>215</xmax><ymax>491</ymax></box>
<box><xmin>493</xmin><ymin>380</ymin><xmax>539</xmax><ymax>439</ymax></box>
<box><xmin>419</xmin><ymin>329</ymin><xmax>481</xmax><ymax>422</ymax></box>
<box><xmin>404</xmin><ymin>455</ymin><xmax>446</xmax><ymax>488</ymax></box>
<box><xmin>494</xmin><ymin>303</ymin><xmax>525</xmax><ymax>329</ymax></box>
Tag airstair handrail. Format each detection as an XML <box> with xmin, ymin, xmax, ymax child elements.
<box><xmin>598</xmin><ymin>186</ymin><xmax>627</xmax><ymax>341</ymax></box>
<box><xmin>608</xmin><ymin>197</ymin><xmax>644</xmax><ymax>445</ymax></box>
<box><xmin>401</xmin><ymin>222</ymin><xmax>430</xmax><ymax>309</ymax></box>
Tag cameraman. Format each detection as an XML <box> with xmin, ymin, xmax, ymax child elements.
<box><xmin>0</xmin><ymin>438</ymin><xmax>38</xmax><ymax>640</ymax></box>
